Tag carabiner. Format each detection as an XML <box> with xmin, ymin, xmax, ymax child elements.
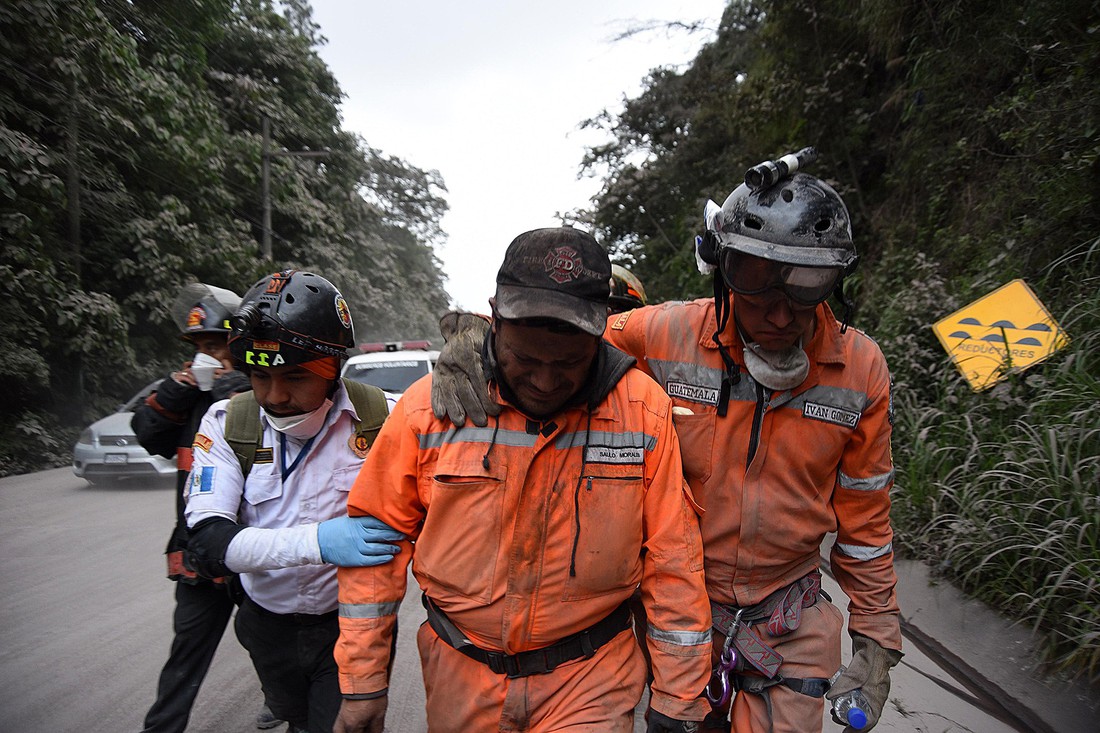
<box><xmin>706</xmin><ymin>607</ymin><xmax>743</xmax><ymax>709</ymax></box>
<box><xmin>705</xmin><ymin>665</ymin><xmax>732</xmax><ymax>708</ymax></box>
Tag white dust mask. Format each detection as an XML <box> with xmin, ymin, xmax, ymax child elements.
<box><xmin>190</xmin><ymin>352</ymin><xmax>222</xmax><ymax>392</ymax></box>
<box><xmin>743</xmin><ymin>341</ymin><xmax>809</xmax><ymax>391</ymax></box>
<box><xmin>263</xmin><ymin>398</ymin><xmax>334</xmax><ymax>440</ymax></box>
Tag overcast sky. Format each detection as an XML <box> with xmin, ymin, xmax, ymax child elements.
<box><xmin>307</xmin><ymin>0</ymin><xmax>725</xmax><ymax>313</ymax></box>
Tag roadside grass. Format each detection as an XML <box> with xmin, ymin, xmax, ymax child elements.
<box><xmin>887</xmin><ymin>263</ymin><xmax>1100</xmax><ymax>681</ymax></box>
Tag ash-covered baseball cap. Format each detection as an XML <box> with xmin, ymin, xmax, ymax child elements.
<box><xmin>494</xmin><ymin>227</ymin><xmax>612</xmax><ymax>336</ymax></box>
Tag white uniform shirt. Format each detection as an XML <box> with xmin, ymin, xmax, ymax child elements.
<box><xmin>185</xmin><ymin>382</ymin><xmax>396</xmax><ymax>615</ymax></box>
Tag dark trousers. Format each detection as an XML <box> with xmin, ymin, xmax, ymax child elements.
<box><xmin>234</xmin><ymin>596</ymin><xmax>342</xmax><ymax>733</ymax></box>
<box><xmin>142</xmin><ymin>580</ymin><xmax>234</xmax><ymax>733</ymax></box>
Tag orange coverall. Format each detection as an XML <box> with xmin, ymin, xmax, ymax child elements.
<box><xmin>336</xmin><ymin>355</ymin><xmax>712</xmax><ymax>731</ymax></box>
<box><xmin>604</xmin><ymin>299</ymin><xmax>901</xmax><ymax>732</ymax></box>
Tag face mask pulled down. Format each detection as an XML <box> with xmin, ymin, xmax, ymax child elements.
<box><xmin>743</xmin><ymin>342</ymin><xmax>810</xmax><ymax>391</ymax></box>
<box><xmin>263</xmin><ymin>399</ymin><xmax>334</xmax><ymax>440</ymax></box>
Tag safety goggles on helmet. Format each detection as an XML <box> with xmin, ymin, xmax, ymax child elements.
<box><xmin>718</xmin><ymin>248</ymin><xmax>841</xmax><ymax>306</ymax></box>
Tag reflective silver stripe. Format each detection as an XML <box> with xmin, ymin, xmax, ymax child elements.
<box><xmin>647</xmin><ymin>624</ymin><xmax>712</xmax><ymax>647</ymax></box>
<box><xmin>419</xmin><ymin>426</ymin><xmax>536</xmax><ymax>450</ymax></box>
<box><xmin>789</xmin><ymin>384</ymin><xmax>869</xmax><ymax>413</ymax></box>
<box><xmin>339</xmin><ymin>601</ymin><xmax>401</xmax><ymax>619</ymax></box>
<box><xmin>838</xmin><ymin>468</ymin><xmax>894</xmax><ymax>492</ymax></box>
<box><xmin>649</xmin><ymin>358</ymin><xmax>757</xmax><ymax>405</ymax></box>
<box><xmin>556</xmin><ymin>430</ymin><xmax>656</xmax><ymax>451</ymax></box>
<box><xmin>835</xmin><ymin>541</ymin><xmax>893</xmax><ymax>561</ymax></box>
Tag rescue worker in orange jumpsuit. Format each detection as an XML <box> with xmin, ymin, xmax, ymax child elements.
<box><xmin>333</xmin><ymin>227</ymin><xmax>712</xmax><ymax>733</ymax></box>
<box><xmin>430</xmin><ymin>157</ymin><xmax>904</xmax><ymax>732</ymax></box>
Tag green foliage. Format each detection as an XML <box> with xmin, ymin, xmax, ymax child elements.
<box><xmin>1</xmin><ymin>0</ymin><xmax>451</xmax><ymax>474</ymax></box>
<box><xmin>583</xmin><ymin>0</ymin><xmax>1100</xmax><ymax>679</ymax></box>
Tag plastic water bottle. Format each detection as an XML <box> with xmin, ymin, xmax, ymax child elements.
<box><xmin>831</xmin><ymin>688</ymin><xmax>870</xmax><ymax>729</ymax></box>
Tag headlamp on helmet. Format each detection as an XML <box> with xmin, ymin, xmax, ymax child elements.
<box><xmin>228</xmin><ymin>269</ymin><xmax>355</xmax><ymax>370</ymax></box>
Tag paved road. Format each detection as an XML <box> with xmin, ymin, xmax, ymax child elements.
<box><xmin>0</xmin><ymin>468</ymin><xmax>423</xmax><ymax>733</ymax></box>
<box><xmin>0</xmin><ymin>467</ymin><xmax>1090</xmax><ymax>732</ymax></box>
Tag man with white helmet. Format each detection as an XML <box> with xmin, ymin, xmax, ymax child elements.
<box><xmin>431</xmin><ymin>151</ymin><xmax>903</xmax><ymax>732</ymax></box>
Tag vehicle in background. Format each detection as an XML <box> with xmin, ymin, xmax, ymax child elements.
<box><xmin>72</xmin><ymin>380</ymin><xmax>176</xmax><ymax>485</ymax></box>
<box><xmin>342</xmin><ymin>340</ymin><xmax>440</xmax><ymax>395</ymax></box>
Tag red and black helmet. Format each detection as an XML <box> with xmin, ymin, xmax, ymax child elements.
<box><xmin>608</xmin><ymin>264</ymin><xmax>648</xmax><ymax>314</ymax></box>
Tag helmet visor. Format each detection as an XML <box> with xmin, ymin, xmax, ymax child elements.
<box><xmin>719</xmin><ymin>249</ymin><xmax>840</xmax><ymax>306</ymax></box>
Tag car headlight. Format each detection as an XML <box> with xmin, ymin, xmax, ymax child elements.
<box><xmin>78</xmin><ymin>428</ymin><xmax>94</xmax><ymax>445</ymax></box>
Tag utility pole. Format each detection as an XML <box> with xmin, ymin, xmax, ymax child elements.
<box><xmin>261</xmin><ymin>117</ymin><xmax>330</xmax><ymax>260</ymax></box>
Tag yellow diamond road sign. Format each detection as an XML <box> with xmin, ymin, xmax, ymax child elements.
<box><xmin>932</xmin><ymin>279</ymin><xmax>1068</xmax><ymax>391</ymax></box>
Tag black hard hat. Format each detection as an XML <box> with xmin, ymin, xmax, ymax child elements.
<box><xmin>713</xmin><ymin>172</ymin><xmax>857</xmax><ymax>270</ymax></box>
<box><xmin>228</xmin><ymin>270</ymin><xmax>355</xmax><ymax>368</ymax></box>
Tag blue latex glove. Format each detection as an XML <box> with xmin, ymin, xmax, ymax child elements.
<box><xmin>317</xmin><ymin>515</ymin><xmax>404</xmax><ymax>567</ymax></box>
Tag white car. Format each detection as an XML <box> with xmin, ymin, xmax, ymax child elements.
<box><xmin>72</xmin><ymin>380</ymin><xmax>177</xmax><ymax>485</ymax></box>
<box><xmin>342</xmin><ymin>340</ymin><xmax>440</xmax><ymax>395</ymax></box>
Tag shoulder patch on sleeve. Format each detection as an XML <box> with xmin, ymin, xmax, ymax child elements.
<box><xmin>193</xmin><ymin>433</ymin><xmax>214</xmax><ymax>452</ymax></box>
<box><xmin>610</xmin><ymin>311</ymin><xmax>632</xmax><ymax>330</ymax></box>
<box><xmin>188</xmin><ymin>466</ymin><xmax>216</xmax><ymax>495</ymax></box>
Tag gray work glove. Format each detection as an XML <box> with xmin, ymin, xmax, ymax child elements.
<box><xmin>430</xmin><ymin>311</ymin><xmax>499</xmax><ymax>427</ymax></box>
<box><xmin>826</xmin><ymin>632</ymin><xmax>903</xmax><ymax>731</ymax></box>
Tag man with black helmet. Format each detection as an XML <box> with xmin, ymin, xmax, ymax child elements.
<box><xmin>430</xmin><ymin>154</ymin><xmax>903</xmax><ymax>733</ymax></box>
<box><xmin>183</xmin><ymin>270</ymin><xmax>403</xmax><ymax>733</ymax></box>
<box><xmin>132</xmin><ymin>282</ymin><xmax>270</xmax><ymax>733</ymax></box>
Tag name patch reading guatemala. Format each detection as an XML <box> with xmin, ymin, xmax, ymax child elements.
<box><xmin>189</xmin><ymin>466</ymin><xmax>216</xmax><ymax>495</ymax></box>
<box><xmin>802</xmin><ymin>401</ymin><xmax>861</xmax><ymax>428</ymax></box>
<box><xmin>666</xmin><ymin>380</ymin><xmax>721</xmax><ymax>406</ymax></box>
<box><xmin>585</xmin><ymin>445</ymin><xmax>644</xmax><ymax>464</ymax></box>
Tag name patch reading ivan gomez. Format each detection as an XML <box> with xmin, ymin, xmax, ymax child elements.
<box><xmin>802</xmin><ymin>401</ymin><xmax>861</xmax><ymax>428</ymax></box>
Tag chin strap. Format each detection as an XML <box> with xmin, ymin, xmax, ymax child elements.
<box><xmin>834</xmin><ymin>277</ymin><xmax>855</xmax><ymax>334</ymax></box>
<box><xmin>711</xmin><ymin>272</ymin><xmax>740</xmax><ymax>417</ymax></box>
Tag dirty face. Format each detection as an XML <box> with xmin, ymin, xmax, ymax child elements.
<box><xmin>733</xmin><ymin>289</ymin><xmax>817</xmax><ymax>352</ymax></box>
<box><xmin>493</xmin><ymin>318</ymin><xmax>599</xmax><ymax>419</ymax></box>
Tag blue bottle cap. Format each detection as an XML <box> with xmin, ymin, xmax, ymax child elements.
<box><xmin>848</xmin><ymin>706</ymin><xmax>868</xmax><ymax>729</ymax></box>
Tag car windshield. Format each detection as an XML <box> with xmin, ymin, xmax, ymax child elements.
<box><xmin>343</xmin><ymin>360</ymin><xmax>429</xmax><ymax>393</ymax></box>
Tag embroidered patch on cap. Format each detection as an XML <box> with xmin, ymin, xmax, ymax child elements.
<box><xmin>189</xmin><ymin>466</ymin><xmax>216</xmax><ymax>495</ymax></box>
<box><xmin>193</xmin><ymin>433</ymin><xmax>213</xmax><ymax>453</ymax></box>
<box><xmin>186</xmin><ymin>305</ymin><xmax>206</xmax><ymax>331</ymax></box>
<box><xmin>802</xmin><ymin>401</ymin><xmax>861</xmax><ymax>428</ymax></box>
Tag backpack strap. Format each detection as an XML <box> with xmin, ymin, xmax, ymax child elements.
<box><xmin>341</xmin><ymin>378</ymin><xmax>389</xmax><ymax>452</ymax></box>
<box><xmin>224</xmin><ymin>390</ymin><xmax>262</xmax><ymax>479</ymax></box>
<box><xmin>223</xmin><ymin>380</ymin><xmax>387</xmax><ymax>479</ymax></box>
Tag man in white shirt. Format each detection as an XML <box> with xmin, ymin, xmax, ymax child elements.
<box><xmin>184</xmin><ymin>269</ymin><xmax>402</xmax><ymax>733</ymax></box>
